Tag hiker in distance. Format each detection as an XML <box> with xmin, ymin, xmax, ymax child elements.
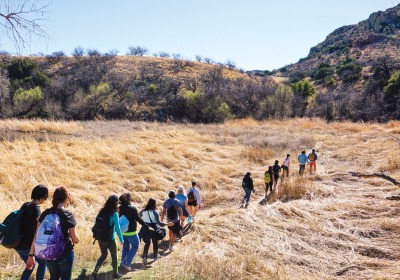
<box><xmin>118</xmin><ymin>193</ymin><xmax>150</xmax><ymax>273</ymax></box>
<box><xmin>91</xmin><ymin>195</ymin><xmax>124</xmax><ymax>280</ymax></box>
<box><xmin>139</xmin><ymin>198</ymin><xmax>172</xmax><ymax>264</ymax></box>
<box><xmin>281</xmin><ymin>154</ymin><xmax>291</xmax><ymax>179</ymax></box>
<box><xmin>15</xmin><ymin>185</ymin><xmax>48</xmax><ymax>280</ymax></box>
<box><xmin>161</xmin><ymin>190</ymin><xmax>183</xmax><ymax>252</ymax></box>
<box><xmin>241</xmin><ymin>172</ymin><xmax>255</xmax><ymax>208</ymax></box>
<box><xmin>186</xmin><ymin>181</ymin><xmax>201</xmax><ymax>223</ymax></box>
<box><xmin>176</xmin><ymin>185</ymin><xmax>189</xmax><ymax>231</ymax></box>
<box><xmin>272</xmin><ymin>160</ymin><xmax>281</xmax><ymax>192</ymax></box>
<box><xmin>264</xmin><ymin>166</ymin><xmax>274</xmax><ymax>199</ymax></box>
<box><xmin>298</xmin><ymin>150</ymin><xmax>308</xmax><ymax>175</ymax></box>
<box><xmin>27</xmin><ymin>186</ymin><xmax>80</xmax><ymax>280</ymax></box>
<box><xmin>308</xmin><ymin>149</ymin><xmax>318</xmax><ymax>175</ymax></box>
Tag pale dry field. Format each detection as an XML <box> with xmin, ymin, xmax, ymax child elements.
<box><xmin>0</xmin><ymin>118</ymin><xmax>399</xmax><ymax>280</ymax></box>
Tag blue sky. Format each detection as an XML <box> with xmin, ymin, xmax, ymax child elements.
<box><xmin>2</xmin><ymin>0</ymin><xmax>397</xmax><ymax>70</ymax></box>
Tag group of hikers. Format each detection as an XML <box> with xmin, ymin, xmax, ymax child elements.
<box><xmin>1</xmin><ymin>182</ymin><xmax>202</xmax><ymax>280</ymax></box>
<box><xmin>242</xmin><ymin>148</ymin><xmax>318</xmax><ymax>207</ymax></box>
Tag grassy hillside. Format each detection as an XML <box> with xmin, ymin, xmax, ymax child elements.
<box><xmin>0</xmin><ymin>119</ymin><xmax>399</xmax><ymax>279</ymax></box>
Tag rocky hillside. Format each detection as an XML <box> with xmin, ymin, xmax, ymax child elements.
<box><xmin>265</xmin><ymin>4</ymin><xmax>400</xmax><ymax>121</ymax></box>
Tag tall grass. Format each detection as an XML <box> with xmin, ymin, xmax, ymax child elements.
<box><xmin>0</xmin><ymin>118</ymin><xmax>399</xmax><ymax>279</ymax></box>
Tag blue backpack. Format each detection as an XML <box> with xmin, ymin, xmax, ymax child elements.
<box><xmin>34</xmin><ymin>212</ymin><xmax>65</xmax><ymax>260</ymax></box>
<box><xmin>0</xmin><ymin>203</ymin><xmax>35</xmax><ymax>249</ymax></box>
<box><xmin>119</xmin><ymin>215</ymin><xmax>129</xmax><ymax>233</ymax></box>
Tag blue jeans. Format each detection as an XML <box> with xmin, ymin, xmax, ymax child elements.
<box><xmin>45</xmin><ymin>250</ymin><xmax>74</xmax><ymax>280</ymax></box>
<box><xmin>121</xmin><ymin>234</ymin><xmax>140</xmax><ymax>267</ymax></box>
<box><xmin>16</xmin><ymin>249</ymin><xmax>46</xmax><ymax>280</ymax></box>
<box><xmin>243</xmin><ymin>187</ymin><xmax>252</xmax><ymax>203</ymax></box>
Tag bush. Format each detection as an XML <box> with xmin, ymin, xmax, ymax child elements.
<box><xmin>337</xmin><ymin>63</ymin><xmax>362</xmax><ymax>83</ymax></box>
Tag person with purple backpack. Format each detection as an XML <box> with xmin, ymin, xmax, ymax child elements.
<box><xmin>27</xmin><ymin>186</ymin><xmax>80</xmax><ymax>280</ymax></box>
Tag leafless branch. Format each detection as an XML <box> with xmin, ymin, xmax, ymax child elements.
<box><xmin>349</xmin><ymin>172</ymin><xmax>400</xmax><ymax>186</ymax></box>
<box><xmin>0</xmin><ymin>0</ymin><xmax>51</xmax><ymax>51</ymax></box>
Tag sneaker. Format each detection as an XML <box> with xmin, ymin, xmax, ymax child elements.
<box><xmin>113</xmin><ymin>274</ymin><xmax>122</xmax><ymax>279</ymax></box>
<box><xmin>187</xmin><ymin>216</ymin><xmax>192</xmax><ymax>223</ymax></box>
<box><xmin>120</xmin><ymin>263</ymin><xmax>131</xmax><ymax>272</ymax></box>
<box><xmin>154</xmin><ymin>253</ymin><xmax>161</xmax><ymax>260</ymax></box>
<box><xmin>142</xmin><ymin>257</ymin><xmax>147</xmax><ymax>264</ymax></box>
<box><xmin>169</xmin><ymin>246</ymin><xmax>174</xmax><ymax>251</ymax></box>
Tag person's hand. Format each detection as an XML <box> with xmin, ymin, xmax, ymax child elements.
<box><xmin>26</xmin><ymin>256</ymin><xmax>35</xmax><ymax>270</ymax></box>
<box><xmin>167</xmin><ymin>222</ymin><xmax>174</xmax><ymax>226</ymax></box>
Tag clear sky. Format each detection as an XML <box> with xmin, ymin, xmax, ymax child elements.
<box><xmin>2</xmin><ymin>0</ymin><xmax>398</xmax><ymax>71</ymax></box>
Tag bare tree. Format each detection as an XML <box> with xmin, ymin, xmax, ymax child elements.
<box><xmin>0</xmin><ymin>0</ymin><xmax>51</xmax><ymax>51</ymax></box>
<box><xmin>127</xmin><ymin>45</ymin><xmax>148</xmax><ymax>56</ymax></box>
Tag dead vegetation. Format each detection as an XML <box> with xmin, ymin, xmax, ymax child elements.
<box><xmin>0</xmin><ymin>118</ymin><xmax>399</xmax><ymax>279</ymax></box>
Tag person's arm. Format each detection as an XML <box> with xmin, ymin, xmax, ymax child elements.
<box><xmin>26</xmin><ymin>220</ymin><xmax>40</xmax><ymax>270</ymax></box>
<box><xmin>195</xmin><ymin>189</ymin><xmax>202</xmax><ymax>206</ymax></box>
<box><xmin>178</xmin><ymin>206</ymin><xmax>183</xmax><ymax>218</ymax></box>
<box><xmin>160</xmin><ymin>206</ymin><xmax>166</xmax><ymax>222</ymax></box>
<box><xmin>132</xmin><ymin>207</ymin><xmax>149</xmax><ymax>229</ymax></box>
<box><xmin>112</xmin><ymin>212</ymin><xmax>124</xmax><ymax>243</ymax></box>
<box><xmin>69</xmin><ymin>227</ymin><xmax>80</xmax><ymax>244</ymax></box>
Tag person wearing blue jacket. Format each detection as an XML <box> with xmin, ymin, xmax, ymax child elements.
<box><xmin>91</xmin><ymin>195</ymin><xmax>124</xmax><ymax>280</ymax></box>
<box><xmin>298</xmin><ymin>150</ymin><xmax>308</xmax><ymax>175</ymax></box>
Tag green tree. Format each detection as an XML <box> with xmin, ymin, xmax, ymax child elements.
<box><xmin>383</xmin><ymin>70</ymin><xmax>400</xmax><ymax>112</ymax></box>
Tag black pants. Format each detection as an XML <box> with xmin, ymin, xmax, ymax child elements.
<box><xmin>265</xmin><ymin>182</ymin><xmax>273</xmax><ymax>192</ymax></box>
<box><xmin>95</xmin><ymin>239</ymin><xmax>118</xmax><ymax>274</ymax></box>
<box><xmin>140</xmin><ymin>226</ymin><xmax>158</xmax><ymax>259</ymax></box>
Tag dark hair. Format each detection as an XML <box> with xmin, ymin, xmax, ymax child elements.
<box><xmin>101</xmin><ymin>194</ymin><xmax>119</xmax><ymax>216</ymax></box>
<box><xmin>245</xmin><ymin>172</ymin><xmax>251</xmax><ymax>177</ymax></box>
<box><xmin>191</xmin><ymin>181</ymin><xmax>196</xmax><ymax>187</ymax></box>
<box><xmin>52</xmin><ymin>186</ymin><xmax>70</xmax><ymax>208</ymax></box>
<box><xmin>144</xmin><ymin>198</ymin><xmax>156</xmax><ymax>211</ymax></box>
<box><xmin>119</xmin><ymin>193</ymin><xmax>132</xmax><ymax>205</ymax></box>
<box><xmin>31</xmin><ymin>184</ymin><xmax>48</xmax><ymax>200</ymax></box>
<box><xmin>168</xmin><ymin>190</ymin><xmax>176</xmax><ymax>198</ymax></box>
<box><xmin>275</xmin><ymin>160</ymin><xmax>279</xmax><ymax>164</ymax></box>
<box><xmin>287</xmin><ymin>154</ymin><xmax>290</xmax><ymax>157</ymax></box>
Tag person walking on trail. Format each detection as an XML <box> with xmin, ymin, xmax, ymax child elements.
<box><xmin>272</xmin><ymin>160</ymin><xmax>281</xmax><ymax>192</ymax></box>
<box><xmin>264</xmin><ymin>166</ymin><xmax>274</xmax><ymax>199</ymax></box>
<box><xmin>241</xmin><ymin>172</ymin><xmax>254</xmax><ymax>207</ymax></box>
<box><xmin>16</xmin><ymin>185</ymin><xmax>48</xmax><ymax>280</ymax></box>
<box><xmin>186</xmin><ymin>181</ymin><xmax>201</xmax><ymax>223</ymax></box>
<box><xmin>161</xmin><ymin>191</ymin><xmax>183</xmax><ymax>252</ymax></box>
<box><xmin>281</xmin><ymin>154</ymin><xmax>291</xmax><ymax>178</ymax></box>
<box><xmin>176</xmin><ymin>186</ymin><xmax>189</xmax><ymax>230</ymax></box>
<box><xmin>27</xmin><ymin>186</ymin><xmax>80</xmax><ymax>280</ymax></box>
<box><xmin>298</xmin><ymin>150</ymin><xmax>308</xmax><ymax>175</ymax></box>
<box><xmin>118</xmin><ymin>193</ymin><xmax>149</xmax><ymax>273</ymax></box>
<box><xmin>91</xmin><ymin>195</ymin><xmax>124</xmax><ymax>280</ymax></box>
<box><xmin>308</xmin><ymin>149</ymin><xmax>318</xmax><ymax>174</ymax></box>
<box><xmin>139</xmin><ymin>198</ymin><xmax>171</xmax><ymax>264</ymax></box>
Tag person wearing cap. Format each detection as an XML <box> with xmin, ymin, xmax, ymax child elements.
<box><xmin>241</xmin><ymin>172</ymin><xmax>254</xmax><ymax>207</ymax></box>
<box><xmin>161</xmin><ymin>191</ymin><xmax>183</xmax><ymax>252</ymax></box>
<box><xmin>186</xmin><ymin>181</ymin><xmax>201</xmax><ymax>222</ymax></box>
<box><xmin>308</xmin><ymin>149</ymin><xmax>318</xmax><ymax>174</ymax></box>
<box><xmin>282</xmin><ymin>154</ymin><xmax>291</xmax><ymax>178</ymax></box>
<box><xmin>118</xmin><ymin>193</ymin><xmax>149</xmax><ymax>272</ymax></box>
<box><xmin>175</xmin><ymin>186</ymin><xmax>189</xmax><ymax>229</ymax></box>
<box><xmin>264</xmin><ymin>166</ymin><xmax>274</xmax><ymax>199</ymax></box>
<box><xmin>298</xmin><ymin>150</ymin><xmax>308</xmax><ymax>175</ymax></box>
<box><xmin>91</xmin><ymin>195</ymin><xmax>124</xmax><ymax>279</ymax></box>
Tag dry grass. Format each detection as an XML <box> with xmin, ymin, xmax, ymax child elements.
<box><xmin>0</xmin><ymin>118</ymin><xmax>399</xmax><ymax>279</ymax></box>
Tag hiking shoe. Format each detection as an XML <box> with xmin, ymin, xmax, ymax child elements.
<box><xmin>113</xmin><ymin>274</ymin><xmax>122</xmax><ymax>279</ymax></box>
<box><xmin>154</xmin><ymin>253</ymin><xmax>161</xmax><ymax>260</ymax></box>
<box><xmin>142</xmin><ymin>257</ymin><xmax>147</xmax><ymax>264</ymax></box>
<box><xmin>169</xmin><ymin>246</ymin><xmax>174</xmax><ymax>251</ymax></box>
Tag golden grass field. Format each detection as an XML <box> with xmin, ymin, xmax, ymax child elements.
<box><xmin>0</xmin><ymin>118</ymin><xmax>399</xmax><ymax>280</ymax></box>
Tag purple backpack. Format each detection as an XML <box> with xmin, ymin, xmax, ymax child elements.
<box><xmin>34</xmin><ymin>212</ymin><xmax>65</xmax><ymax>260</ymax></box>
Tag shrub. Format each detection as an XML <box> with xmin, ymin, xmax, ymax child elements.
<box><xmin>337</xmin><ymin>63</ymin><xmax>362</xmax><ymax>83</ymax></box>
<box><xmin>13</xmin><ymin>86</ymin><xmax>44</xmax><ymax>104</ymax></box>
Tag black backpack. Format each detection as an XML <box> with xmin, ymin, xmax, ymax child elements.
<box><xmin>273</xmin><ymin>164</ymin><xmax>281</xmax><ymax>174</ymax></box>
<box><xmin>187</xmin><ymin>190</ymin><xmax>196</xmax><ymax>203</ymax></box>
<box><xmin>92</xmin><ymin>211</ymin><xmax>113</xmax><ymax>243</ymax></box>
<box><xmin>166</xmin><ymin>201</ymin><xmax>178</xmax><ymax>220</ymax></box>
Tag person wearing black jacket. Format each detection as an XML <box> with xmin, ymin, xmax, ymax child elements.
<box><xmin>118</xmin><ymin>193</ymin><xmax>149</xmax><ymax>272</ymax></box>
<box><xmin>241</xmin><ymin>172</ymin><xmax>254</xmax><ymax>206</ymax></box>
